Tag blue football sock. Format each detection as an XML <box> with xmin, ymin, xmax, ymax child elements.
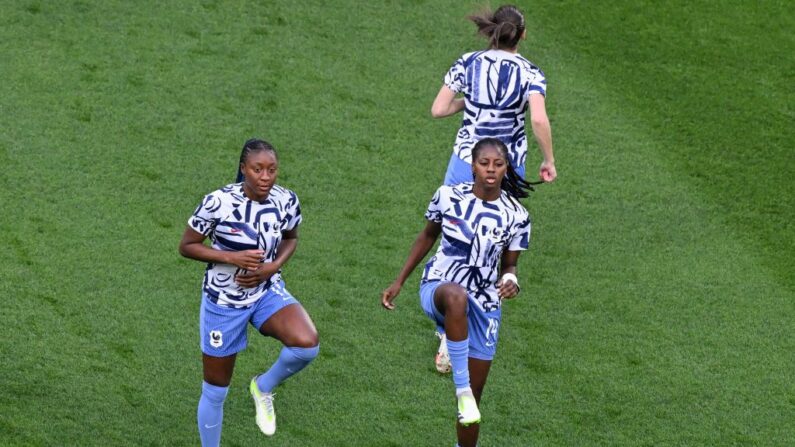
<box><xmin>446</xmin><ymin>338</ymin><xmax>470</xmax><ymax>390</ymax></box>
<box><xmin>256</xmin><ymin>345</ymin><xmax>319</xmax><ymax>393</ymax></box>
<box><xmin>197</xmin><ymin>381</ymin><xmax>228</xmax><ymax>447</ymax></box>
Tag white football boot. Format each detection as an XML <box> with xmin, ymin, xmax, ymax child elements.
<box><xmin>249</xmin><ymin>378</ymin><xmax>276</xmax><ymax>436</ymax></box>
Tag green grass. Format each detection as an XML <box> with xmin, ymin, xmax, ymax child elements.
<box><xmin>1</xmin><ymin>0</ymin><xmax>792</xmax><ymax>445</ymax></box>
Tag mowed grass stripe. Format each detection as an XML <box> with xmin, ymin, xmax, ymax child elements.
<box><xmin>499</xmin><ymin>2</ymin><xmax>794</xmax><ymax>445</ymax></box>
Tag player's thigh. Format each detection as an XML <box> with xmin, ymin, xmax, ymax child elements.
<box><xmin>258</xmin><ymin>303</ymin><xmax>318</xmax><ymax>347</ymax></box>
<box><xmin>251</xmin><ymin>282</ymin><xmax>318</xmax><ymax>347</ymax></box>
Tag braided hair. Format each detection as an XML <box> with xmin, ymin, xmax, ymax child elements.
<box><xmin>239</xmin><ymin>138</ymin><xmax>277</xmax><ymax>166</ymax></box>
<box><xmin>471</xmin><ymin>138</ymin><xmax>534</xmax><ymax>199</ymax></box>
<box><xmin>468</xmin><ymin>5</ymin><xmax>526</xmax><ymax>50</ymax></box>
<box><xmin>236</xmin><ymin>139</ymin><xmax>278</xmax><ymax>182</ymax></box>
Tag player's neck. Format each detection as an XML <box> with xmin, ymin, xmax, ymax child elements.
<box><xmin>493</xmin><ymin>46</ymin><xmax>519</xmax><ymax>54</ymax></box>
<box><xmin>242</xmin><ymin>184</ymin><xmax>270</xmax><ymax>203</ymax></box>
<box><xmin>472</xmin><ymin>183</ymin><xmax>500</xmax><ymax>202</ymax></box>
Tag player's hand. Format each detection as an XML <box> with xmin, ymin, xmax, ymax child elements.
<box><xmin>539</xmin><ymin>161</ymin><xmax>557</xmax><ymax>182</ymax></box>
<box><xmin>497</xmin><ymin>278</ymin><xmax>520</xmax><ymax>299</ymax></box>
<box><xmin>235</xmin><ymin>262</ymin><xmax>278</xmax><ymax>288</ymax></box>
<box><xmin>228</xmin><ymin>249</ymin><xmax>265</xmax><ymax>271</ymax></box>
<box><xmin>381</xmin><ymin>282</ymin><xmax>402</xmax><ymax>310</ymax></box>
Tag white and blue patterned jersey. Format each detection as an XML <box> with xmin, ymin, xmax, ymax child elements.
<box><xmin>422</xmin><ymin>183</ymin><xmax>531</xmax><ymax>312</ymax></box>
<box><xmin>188</xmin><ymin>183</ymin><xmax>301</xmax><ymax>308</ymax></box>
<box><xmin>444</xmin><ymin>49</ymin><xmax>547</xmax><ymax>169</ymax></box>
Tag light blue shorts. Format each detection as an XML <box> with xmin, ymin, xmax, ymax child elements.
<box><xmin>199</xmin><ymin>280</ymin><xmax>299</xmax><ymax>357</ymax></box>
<box><xmin>443</xmin><ymin>154</ymin><xmax>526</xmax><ymax>186</ymax></box>
<box><xmin>420</xmin><ymin>281</ymin><xmax>502</xmax><ymax>360</ymax></box>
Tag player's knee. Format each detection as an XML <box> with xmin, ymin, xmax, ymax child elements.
<box><xmin>440</xmin><ymin>285</ymin><xmax>468</xmax><ymax>314</ymax></box>
<box><xmin>201</xmin><ymin>381</ymin><xmax>229</xmax><ymax>405</ymax></box>
<box><xmin>292</xmin><ymin>329</ymin><xmax>319</xmax><ymax>349</ymax></box>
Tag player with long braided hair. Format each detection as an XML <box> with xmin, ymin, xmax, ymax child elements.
<box><xmin>382</xmin><ymin>138</ymin><xmax>533</xmax><ymax>447</ymax></box>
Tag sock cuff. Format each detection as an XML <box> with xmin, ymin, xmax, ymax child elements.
<box><xmin>286</xmin><ymin>344</ymin><xmax>319</xmax><ymax>361</ymax></box>
<box><xmin>446</xmin><ymin>338</ymin><xmax>468</xmax><ymax>351</ymax></box>
<box><xmin>201</xmin><ymin>381</ymin><xmax>229</xmax><ymax>403</ymax></box>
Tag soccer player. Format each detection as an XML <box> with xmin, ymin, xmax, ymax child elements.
<box><xmin>381</xmin><ymin>138</ymin><xmax>533</xmax><ymax>447</ymax></box>
<box><xmin>431</xmin><ymin>4</ymin><xmax>556</xmax><ymax>186</ymax></box>
<box><xmin>179</xmin><ymin>139</ymin><xmax>319</xmax><ymax>446</ymax></box>
<box><xmin>430</xmin><ymin>4</ymin><xmax>556</xmax><ymax>374</ymax></box>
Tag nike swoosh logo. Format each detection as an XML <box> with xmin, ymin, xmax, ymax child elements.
<box><xmin>455</xmin><ymin>370</ymin><xmax>465</xmax><ymax>375</ymax></box>
<box><xmin>204</xmin><ymin>423</ymin><xmax>220</xmax><ymax>429</ymax></box>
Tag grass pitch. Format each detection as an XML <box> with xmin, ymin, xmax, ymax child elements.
<box><xmin>0</xmin><ymin>1</ymin><xmax>792</xmax><ymax>445</ymax></box>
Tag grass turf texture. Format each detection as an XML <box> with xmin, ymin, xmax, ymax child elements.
<box><xmin>1</xmin><ymin>0</ymin><xmax>792</xmax><ymax>445</ymax></box>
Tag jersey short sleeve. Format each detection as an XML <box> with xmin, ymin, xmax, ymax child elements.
<box><xmin>188</xmin><ymin>192</ymin><xmax>222</xmax><ymax>236</ymax></box>
<box><xmin>528</xmin><ymin>68</ymin><xmax>547</xmax><ymax>97</ymax></box>
<box><xmin>443</xmin><ymin>56</ymin><xmax>467</xmax><ymax>93</ymax></box>
<box><xmin>508</xmin><ymin>213</ymin><xmax>531</xmax><ymax>251</ymax></box>
<box><xmin>283</xmin><ymin>191</ymin><xmax>302</xmax><ymax>231</ymax></box>
<box><xmin>424</xmin><ymin>186</ymin><xmax>449</xmax><ymax>223</ymax></box>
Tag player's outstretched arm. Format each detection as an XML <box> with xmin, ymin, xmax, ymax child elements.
<box><xmin>381</xmin><ymin>221</ymin><xmax>442</xmax><ymax>310</ymax></box>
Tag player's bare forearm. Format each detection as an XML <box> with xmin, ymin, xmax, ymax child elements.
<box><xmin>179</xmin><ymin>226</ymin><xmax>264</xmax><ymax>271</ymax></box>
<box><xmin>382</xmin><ymin>222</ymin><xmax>440</xmax><ymax>310</ymax></box>
<box><xmin>531</xmin><ymin>117</ymin><xmax>554</xmax><ymax>163</ymax></box>
<box><xmin>179</xmin><ymin>226</ymin><xmax>232</xmax><ymax>264</ymax></box>
<box><xmin>394</xmin><ymin>222</ymin><xmax>441</xmax><ymax>286</ymax></box>
<box><xmin>529</xmin><ymin>94</ymin><xmax>555</xmax><ymax>164</ymax></box>
<box><xmin>235</xmin><ymin>229</ymin><xmax>298</xmax><ymax>287</ymax></box>
<box><xmin>270</xmin><ymin>229</ymin><xmax>299</xmax><ymax>270</ymax></box>
<box><xmin>431</xmin><ymin>86</ymin><xmax>464</xmax><ymax>118</ymax></box>
<box><xmin>498</xmin><ymin>250</ymin><xmax>522</xmax><ymax>298</ymax></box>
<box><xmin>446</xmin><ymin>98</ymin><xmax>465</xmax><ymax>116</ymax></box>
<box><xmin>500</xmin><ymin>250</ymin><xmax>520</xmax><ymax>277</ymax></box>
